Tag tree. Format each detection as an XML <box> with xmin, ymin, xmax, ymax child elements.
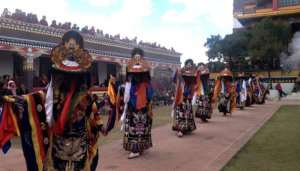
<box><xmin>204</xmin><ymin>35</ymin><xmax>223</xmax><ymax>61</ymax></box>
<box><xmin>248</xmin><ymin>18</ymin><xmax>291</xmax><ymax>71</ymax></box>
<box><xmin>204</xmin><ymin>18</ymin><xmax>291</xmax><ymax>74</ymax></box>
<box><xmin>204</xmin><ymin>31</ymin><xmax>251</xmax><ymax>71</ymax></box>
<box><xmin>221</xmin><ymin>30</ymin><xmax>251</xmax><ymax>71</ymax></box>
<box><xmin>207</xmin><ymin>61</ymin><xmax>225</xmax><ymax>72</ymax></box>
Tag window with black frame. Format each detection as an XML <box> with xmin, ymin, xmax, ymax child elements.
<box><xmin>279</xmin><ymin>0</ymin><xmax>300</xmax><ymax>7</ymax></box>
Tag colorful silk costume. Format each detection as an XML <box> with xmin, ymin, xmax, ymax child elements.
<box><xmin>235</xmin><ymin>73</ymin><xmax>247</xmax><ymax>110</ymax></box>
<box><xmin>172</xmin><ymin>59</ymin><xmax>197</xmax><ymax>134</ymax></box>
<box><xmin>120</xmin><ymin>48</ymin><xmax>154</xmax><ymax>154</ymax></box>
<box><xmin>194</xmin><ymin>63</ymin><xmax>213</xmax><ymax>122</ymax></box>
<box><xmin>245</xmin><ymin>76</ymin><xmax>254</xmax><ymax>106</ymax></box>
<box><xmin>213</xmin><ymin>68</ymin><xmax>236</xmax><ymax>115</ymax></box>
<box><xmin>0</xmin><ymin>31</ymin><xmax>116</xmax><ymax>171</ymax></box>
<box><xmin>252</xmin><ymin>76</ymin><xmax>268</xmax><ymax>104</ymax></box>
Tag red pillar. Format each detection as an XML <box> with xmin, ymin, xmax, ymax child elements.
<box><xmin>273</xmin><ymin>0</ymin><xmax>278</xmax><ymax>10</ymax></box>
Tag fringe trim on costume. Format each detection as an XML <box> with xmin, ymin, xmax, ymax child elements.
<box><xmin>123</xmin><ymin>141</ymin><xmax>152</xmax><ymax>153</ymax></box>
<box><xmin>172</xmin><ymin>124</ymin><xmax>196</xmax><ymax>133</ymax></box>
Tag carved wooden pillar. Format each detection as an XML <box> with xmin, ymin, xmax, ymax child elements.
<box><xmin>121</xmin><ymin>63</ymin><xmax>127</xmax><ymax>75</ymax></box>
<box><xmin>22</xmin><ymin>48</ymin><xmax>38</xmax><ymax>90</ymax></box>
<box><xmin>273</xmin><ymin>0</ymin><xmax>278</xmax><ymax>10</ymax></box>
<box><xmin>150</xmin><ymin>66</ymin><xmax>155</xmax><ymax>77</ymax></box>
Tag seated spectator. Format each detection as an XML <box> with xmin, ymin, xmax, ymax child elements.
<box><xmin>62</xmin><ymin>22</ymin><xmax>71</xmax><ymax>30</ymax></box>
<box><xmin>40</xmin><ymin>16</ymin><xmax>48</xmax><ymax>26</ymax></box>
<box><xmin>72</xmin><ymin>24</ymin><xmax>79</xmax><ymax>30</ymax></box>
<box><xmin>81</xmin><ymin>26</ymin><xmax>89</xmax><ymax>33</ymax></box>
<box><xmin>17</xmin><ymin>83</ymin><xmax>29</xmax><ymax>95</ymax></box>
<box><xmin>51</xmin><ymin>20</ymin><xmax>57</xmax><ymax>28</ymax></box>
<box><xmin>1</xmin><ymin>8</ymin><xmax>10</xmax><ymax>18</ymax></box>
<box><xmin>89</xmin><ymin>26</ymin><xmax>96</xmax><ymax>34</ymax></box>
<box><xmin>2</xmin><ymin>75</ymin><xmax>10</xmax><ymax>89</ymax></box>
<box><xmin>7</xmin><ymin>80</ymin><xmax>17</xmax><ymax>96</ymax></box>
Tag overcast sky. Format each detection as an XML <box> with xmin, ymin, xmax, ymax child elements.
<box><xmin>1</xmin><ymin>0</ymin><xmax>234</xmax><ymax>64</ymax></box>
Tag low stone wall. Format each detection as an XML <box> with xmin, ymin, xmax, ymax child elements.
<box><xmin>264</xmin><ymin>83</ymin><xmax>295</xmax><ymax>94</ymax></box>
<box><xmin>285</xmin><ymin>92</ymin><xmax>300</xmax><ymax>100</ymax></box>
<box><xmin>267</xmin><ymin>90</ymin><xmax>279</xmax><ymax>101</ymax></box>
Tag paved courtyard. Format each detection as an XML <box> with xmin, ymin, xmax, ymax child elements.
<box><xmin>0</xmin><ymin>100</ymin><xmax>299</xmax><ymax>171</ymax></box>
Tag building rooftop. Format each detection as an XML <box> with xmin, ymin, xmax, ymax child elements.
<box><xmin>1</xmin><ymin>8</ymin><xmax>181</xmax><ymax>56</ymax></box>
<box><xmin>234</xmin><ymin>0</ymin><xmax>300</xmax><ymax>20</ymax></box>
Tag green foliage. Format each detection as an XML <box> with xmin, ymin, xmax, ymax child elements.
<box><xmin>204</xmin><ymin>30</ymin><xmax>251</xmax><ymax>71</ymax></box>
<box><xmin>207</xmin><ymin>61</ymin><xmax>225</xmax><ymax>72</ymax></box>
<box><xmin>204</xmin><ymin>35</ymin><xmax>223</xmax><ymax>61</ymax></box>
<box><xmin>205</xmin><ymin>18</ymin><xmax>292</xmax><ymax>71</ymax></box>
<box><xmin>248</xmin><ymin>18</ymin><xmax>291</xmax><ymax>69</ymax></box>
<box><xmin>222</xmin><ymin>30</ymin><xmax>251</xmax><ymax>63</ymax></box>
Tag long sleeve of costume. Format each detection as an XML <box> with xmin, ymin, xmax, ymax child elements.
<box><xmin>146</xmin><ymin>83</ymin><xmax>153</xmax><ymax>102</ymax></box>
<box><xmin>92</xmin><ymin>91</ymin><xmax>116</xmax><ymax>133</ymax></box>
<box><xmin>194</xmin><ymin>68</ymin><xmax>213</xmax><ymax>120</ymax></box>
<box><xmin>0</xmin><ymin>92</ymin><xmax>48</xmax><ymax>171</ymax></box>
<box><xmin>0</xmin><ymin>97</ymin><xmax>20</xmax><ymax>153</ymax></box>
<box><xmin>146</xmin><ymin>83</ymin><xmax>154</xmax><ymax>117</ymax></box>
<box><xmin>212</xmin><ymin>79</ymin><xmax>221</xmax><ymax>103</ymax></box>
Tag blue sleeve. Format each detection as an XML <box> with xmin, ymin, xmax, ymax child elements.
<box><xmin>147</xmin><ymin>83</ymin><xmax>154</xmax><ymax>102</ymax></box>
<box><xmin>236</xmin><ymin>82</ymin><xmax>240</xmax><ymax>92</ymax></box>
<box><xmin>129</xmin><ymin>82</ymin><xmax>136</xmax><ymax>108</ymax></box>
<box><xmin>172</xmin><ymin>70</ymin><xmax>177</xmax><ymax>83</ymax></box>
<box><xmin>183</xmin><ymin>86</ymin><xmax>189</xmax><ymax>97</ymax></box>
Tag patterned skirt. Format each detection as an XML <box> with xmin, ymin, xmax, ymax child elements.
<box><xmin>253</xmin><ymin>90</ymin><xmax>267</xmax><ymax>104</ymax></box>
<box><xmin>236</xmin><ymin>95</ymin><xmax>245</xmax><ymax>109</ymax></box>
<box><xmin>218</xmin><ymin>94</ymin><xmax>232</xmax><ymax>114</ymax></box>
<box><xmin>195</xmin><ymin>95</ymin><xmax>212</xmax><ymax>120</ymax></box>
<box><xmin>48</xmin><ymin>118</ymin><xmax>90</xmax><ymax>171</ymax></box>
<box><xmin>246</xmin><ymin>92</ymin><xmax>253</xmax><ymax>106</ymax></box>
<box><xmin>123</xmin><ymin>107</ymin><xmax>152</xmax><ymax>153</ymax></box>
<box><xmin>172</xmin><ymin>100</ymin><xmax>196</xmax><ymax>133</ymax></box>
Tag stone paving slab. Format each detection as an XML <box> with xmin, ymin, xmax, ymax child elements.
<box><xmin>99</xmin><ymin>101</ymin><xmax>299</xmax><ymax>171</ymax></box>
<box><xmin>0</xmin><ymin>101</ymin><xmax>299</xmax><ymax>171</ymax></box>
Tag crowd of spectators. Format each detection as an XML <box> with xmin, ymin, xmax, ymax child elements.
<box><xmin>152</xmin><ymin>77</ymin><xmax>175</xmax><ymax>106</ymax></box>
<box><xmin>0</xmin><ymin>72</ymin><xmax>175</xmax><ymax>112</ymax></box>
<box><xmin>0</xmin><ymin>74</ymin><xmax>50</xmax><ymax>98</ymax></box>
<box><xmin>1</xmin><ymin>8</ymin><xmax>177</xmax><ymax>53</ymax></box>
<box><xmin>0</xmin><ymin>74</ymin><xmax>30</xmax><ymax>97</ymax></box>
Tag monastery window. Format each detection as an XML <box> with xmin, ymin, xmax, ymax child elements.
<box><xmin>256</xmin><ymin>0</ymin><xmax>273</xmax><ymax>9</ymax></box>
<box><xmin>279</xmin><ymin>0</ymin><xmax>300</xmax><ymax>7</ymax></box>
